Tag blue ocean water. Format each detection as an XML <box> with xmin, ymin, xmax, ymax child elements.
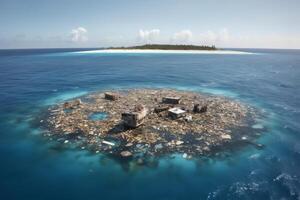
<box><xmin>0</xmin><ymin>48</ymin><xmax>300</xmax><ymax>200</ymax></box>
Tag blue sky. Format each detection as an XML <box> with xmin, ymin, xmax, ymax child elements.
<box><xmin>0</xmin><ymin>0</ymin><xmax>299</xmax><ymax>49</ymax></box>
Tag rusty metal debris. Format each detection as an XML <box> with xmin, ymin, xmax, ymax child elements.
<box><xmin>162</xmin><ymin>96</ymin><xmax>181</xmax><ymax>104</ymax></box>
<box><xmin>193</xmin><ymin>103</ymin><xmax>207</xmax><ymax>113</ymax></box>
<box><xmin>122</xmin><ymin>104</ymin><xmax>148</xmax><ymax>128</ymax></box>
<box><xmin>104</xmin><ymin>92</ymin><xmax>118</xmax><ymax>101</ymax></box>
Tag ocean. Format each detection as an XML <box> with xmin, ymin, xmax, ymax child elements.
<box><xmin>0</xmin><ymin>48</ymin><xmax>299</xmax><ymax>200</ymax></box>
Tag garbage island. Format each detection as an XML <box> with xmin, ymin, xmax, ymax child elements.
<box><xmin>41</xmin><ymin>89</ymin><xmax>264</xmax><ymax>162</ymax></box>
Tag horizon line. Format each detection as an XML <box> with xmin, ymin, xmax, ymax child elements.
<box><xmin>1</xmin><ymin>46</ymin><xmax>300</xmax><ymax>51</ymax></box>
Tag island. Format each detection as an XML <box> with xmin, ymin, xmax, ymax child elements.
<box><xmin>108</xmin><ymin>44</ymin><xmax>217</xmax><ymax>51</ymax></box>
<box><xmin>40</xmin><ymin>89</ymin><xmax>265</xmax><ymax>165</ymax></box>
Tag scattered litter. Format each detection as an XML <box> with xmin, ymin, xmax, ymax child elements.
<box><xmin>102</xmin><ymin>140</ymin><xmax>115</xmax><ymax>146</ymax></box>
<box><xmin>43</xmin><ymin>88</ymin><xmax>261</xmax><ymax>160</ymax></box>
<box><xmin>221</xmin><ymin>134</ymin><xmax>232</xmax><ymax>140</ymax></box>
<box><xmin>182</xmin><ymin>153</ymin><xmax>188</xmax><ymax>159</ymax></box>
<box><xmin>175</xmin><ymin>140</ymin><xmax>184</xmax><ymax>145</ymax></box>
<box><xmin>185</xmin><ymin>115</ymin><xmax>192</xmax><ymax>122</ymax></box>
<box><xmin>120</xmin><ymin>151</ymin><xmax>132</xmax><ymax>157</ymax></box>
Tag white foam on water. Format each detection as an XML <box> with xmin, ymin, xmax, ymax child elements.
<box><xmin>160</xmin><ymin>85</ymin><xmax>239</xmax><ymax>98</ymax></box>
<box><xmin>90</xmin><ymin>83</ymin><xmax>240</xmax><ymax>99</ymax></box>
<box><xmin>43</xmin><ymin>90</ymin><xmax>88</xmax><ymax>106</ymax></box>
<box><xmin>30</xmin><ymin>128</ymin><xmax>44</xmax><ymax>136</ymax></box>
<box><xmin>72</xmin><ymin>49</ymin><xmax>256</xmax><ymax>55</ymax></box>
<box><xmin>249</xmin><ymin>153</ymin><xmax>261</xmax><ymax>160</ymax></box>
<box><xmin>14</xmin><ymin>120</ymin><xmax>30</xmax><ymax>131</ymax></box>
<box><xmin>252</xmin><ymin>124</ymin><xmax>264</xmax><ymax>129</ymax></box>
<box><xmin>195</xmin><ymin>87</ymin><xmax>239</xmax><ymax>98</ymax></box>
<box><xmin>158</xmin><ymin>154</ymin><xmax>196</xmax><ymax>171</ymax></box>
<box><xmin>108</xmin><ymin>84</ymin><xmax>240</xmax><ymax>98</ymax></box>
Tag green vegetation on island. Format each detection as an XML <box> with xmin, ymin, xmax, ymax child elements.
<box><xmin>109</xmin><ymin>44</ymin><xmax>217</xmax><ymax>50</ymax></box>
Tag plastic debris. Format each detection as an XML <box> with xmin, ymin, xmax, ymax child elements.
<box><xmin>43</xmin><ymin>88</ymin><xmax>261</xmax><ymax>160</ymax></box>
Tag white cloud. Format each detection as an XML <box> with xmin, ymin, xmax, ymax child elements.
<box><xmin>70</xmin><ymin>27</ymin><xmax>88</xmax><ymax>42</ymax></box>
<box><xmin>219</xmin><ymin>28</ymin><xmax>230</xmax><ymax>42</ymax></box>
<box><xmin>138</xmin><ymin>29</ymin><xmax>160</xmax><ymax>43</ymax></box>
<box><xmin>199</xmin><ymin>28</ymin><xmax>230</xmax><ymax>45</ymax></box>
<box><xmin>172</xmin><ymin>30</ymin><xmax>193</xmax><ymax>44</ymax></box>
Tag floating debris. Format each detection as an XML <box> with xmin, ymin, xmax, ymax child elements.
<box><xmin>221</xmin><ymin>134</ymin><xmax>232</xmax><ymax>140</ymax></box>
<box><xmin>120</xmin><ymin>151</ymin><xmax>133</xmax><ymax>157</ymax></box>
<box><xmin>102</xmin><ymin>140</ymin><xmax>115</xmax><ymax>146</ymax></box>
<box><xmin>182</xmin><ymin>153</ymin><xmax>188</xmax><ymax>159</ymax></box>
<box><xmin>241</xmin><ymin>136</ymin><xmax>248</xmax><ymax>140</ymax></box>
<box><xmin>162</xmin><ymin>96</ymin><xmax>181</xmax><ymax>104</ymax></box>
<box><xmin>42</xmin><ymin>88</ymin><xmax>262</xmax><ymax>162</ymax></box>
<box><xmin>168</xmin><ymin>107</ymin><xmax>186</xmax><ymax>119</ymax></box>
<box><xmin>122</xmin><ymin>104</ymin><xmax>148</xmax><ymax>128</ymax></box>
<box><xmin>184</xmin><ymin>115</ymin><xmax>193</xmax><ymax>122</ymax></box>
<box><xmin>63</xmin><ymin>99</ymin><xmax>82</xmax><ymax>109</ymax></box>
<box><xmin>193</xmin><ymin>104</ymin><xmax>207</xmax><ymax>113</ymax></box>
<box><xmin>104</xmin><ymin>92</ymin><xmax>118</xmax><ymax>101</ymax></box>
<box><xmin>175</xmin><ymin>140</ymin><xmax>184</xmax><ymax>145</ymax></box>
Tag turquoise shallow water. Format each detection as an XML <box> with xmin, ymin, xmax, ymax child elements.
<box><xmin>89</xmin><ymin>112</ymin><xmax>109</xmax><ymax>121</ymax></box>
<box><xmin>0</xmin><ymin>49</ymin><xmax>299</xmax><ymax>199</ymax></box>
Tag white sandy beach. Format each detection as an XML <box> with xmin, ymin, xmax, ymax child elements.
<box><xmin>74</xmin><ymin>49</ymin><xmax>255</xmax><ymax>55</ymax></box>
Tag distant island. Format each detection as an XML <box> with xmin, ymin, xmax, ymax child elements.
<box><xmin>108</xmin><ymin>44</ymin><xmax>217</xmax><ymax>51</ymax></box>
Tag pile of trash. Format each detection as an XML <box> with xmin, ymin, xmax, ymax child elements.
<box><xmin>42</xmin><ymin>89</ymin><xmax>262</xmax><ymax>161</ymax></box>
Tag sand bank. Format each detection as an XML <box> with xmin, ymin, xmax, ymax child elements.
<box><xmin>74</xmin><ymin>49</ymin><xmax>255</xmax><ymax>55</ymax></box>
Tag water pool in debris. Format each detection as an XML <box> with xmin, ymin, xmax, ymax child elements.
<box><xmin>0</xmin><ymin>49</ymin><xmax>300</xmax><ymax>200</ymax></box>
<box><xmin>88</xmin><ymin>112</ymin><xmax>109</xmax><ymax>121</ymax></box>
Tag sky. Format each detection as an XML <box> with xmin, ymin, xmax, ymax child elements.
<box><xmin>0</xmin><ymin>0</ymin><xmax>299</xmax><ymax>49</ymax></box>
